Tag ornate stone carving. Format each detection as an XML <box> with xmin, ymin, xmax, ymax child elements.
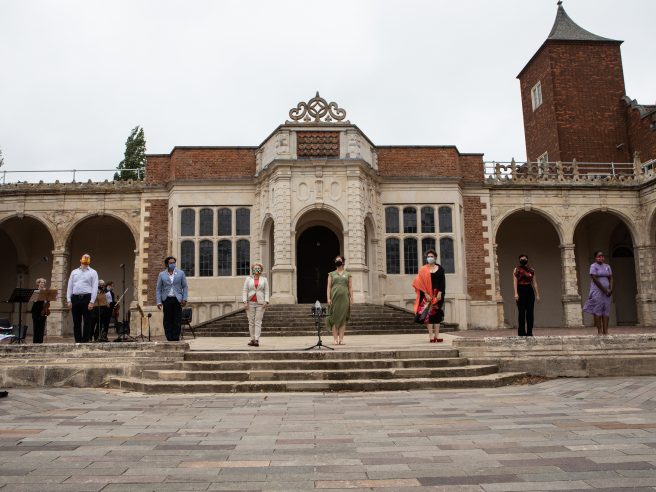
<box><xmin>44</xmin><ymin>211</ymin><xmax>76</xmax><ymax>231</ymax></box>
<box><xmin>288</xmin><ymin>92</ymin><xmax>347</xmax><ymax>123</ymax></box>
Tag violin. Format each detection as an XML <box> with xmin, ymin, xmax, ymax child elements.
<box><xmin>41</xmin><ymin>300</ymin><xmax>51</xmax><ymax>317</ymax></box>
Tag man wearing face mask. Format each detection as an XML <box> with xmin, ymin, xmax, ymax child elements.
<box><xmin>156</xmin><ymin>256</ymin><xmax>188</xmax><ymax>341</ymax></box>
<box><xmin>66</xmin><ymin>253</ymin><xmax>99</xmax><ymax>343</ymax></box>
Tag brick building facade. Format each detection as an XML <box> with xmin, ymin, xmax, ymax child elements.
<box><xmin>1</xmin><ymin>4</ymin><xmax>655</xmax><ymax>336</ymax></box>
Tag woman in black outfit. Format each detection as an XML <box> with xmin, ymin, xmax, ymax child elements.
<box><xmin>513</xmin><ymin>254</ymin><xmax>540</xmax><ymax>336</ymax></box>
<box><xmin>30</xmin><ymin>278</ymin><xmax>49</xmax><ymax>344</ymax></box>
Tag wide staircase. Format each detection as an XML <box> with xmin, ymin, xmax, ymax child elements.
<box><xmin>109</xmin><ymin>348</ymin><xmax>526</xmax><ymax>393</ymax></box>
<box><xmin>193</xmin><ymin>303</ymin><xmax>457</xmax><ymax>337</ymax></box>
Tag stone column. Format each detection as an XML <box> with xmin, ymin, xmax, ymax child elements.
<box><xmin>48</xmin><ymin>248</ymin><xmax>70</xmax><ymax>336</ymax></box>
<box><xmin>560</xmin><ymin>243</ymin><xmax>583</xmax><ymax>327</ymax></box>
<box><xmin>347</xmin><ymin>168</ymin><xmax>366</xmax><ymax>303</ymax></box>
<box><xmin>270</xmin><ymin>168</ymin><xmax>295</xmax><ymax>303</ymax></box>
<box><xmin>634</xmin><ymin>245</ymin><xmax>656</xmax><ymax>326</ymax></box>
<box><xmin>492</xmin><ymin>243</ymin><xmax>506</xmax><ymax>328</ymax></box>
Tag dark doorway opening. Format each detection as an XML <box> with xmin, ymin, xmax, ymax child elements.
<box><xmin>296</xmin><ymin>226</ymin><xmax>340</xmax><ymax>303</ymax></box>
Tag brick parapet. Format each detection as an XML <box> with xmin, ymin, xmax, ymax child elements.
<box><xmin>463</xmin><ymin>196</ymin><xmax>491</xmax><ymax>301</ymax></box>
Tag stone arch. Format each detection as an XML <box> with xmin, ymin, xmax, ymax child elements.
<box><xmin>0</xmin><ymin>215</ymin><xmax>55</xmax><ymax>326</ymax></box>
<box><xmin>570</xmin><ymin>208</ymin><xmax>639</xmax><ymax>246</ymax></box>
<box><xmin>495</xmin><ymin>210</ymin><xmax>563</xmax><ymax>328</ymax></box>
<box><xmin>261</xmin><ymin>215</ymin><xmax>275</xmax><ymax>289</ymax></box>
<box><xmin>294</xmin><ymin>207</ymin><xmax>345</xmax><ymax>303</ymax></box>
<box><xmin>65</xmin><ymin>215</ymin><xmax>138</xmax><ymax>332</ymax></box>
<box><xmin>493</xmin><ymin>206</ymin><xmax>565</xmax><ymax>245</ymax></box>
<box><xmin>291</xmin><ymin>203</ymin><xmax>347</xmax><ymax>239</ymax></box>
<box><xmin>573</xmin><ymin>210</ymin><xmax>638</xmax><ymax>326</ymax></box>
<box><xmin>63</xmin><ymin>212</ymin><xmax>139</xmax><ymax>250</ymax></box>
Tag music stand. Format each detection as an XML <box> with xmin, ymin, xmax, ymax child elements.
<box><xmin>305</xmin><ymin>301</ymin><xmax>333</xmax><ymax>351</ymax></box>
<box><xmin>7</xmin><ymin>288</ymin><xmax>36</xmax><ymax>344</ymax></box>
<box><xmin>135</xmin><ymin>305</ymin><xmax>149</xmax><ymax>342</ymax></box>
<box><xmin>114</xmin><ymin>308</ymin><xmax>135</xmax><ymax>342</ymax></box>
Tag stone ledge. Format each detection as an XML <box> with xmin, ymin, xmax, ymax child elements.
<box><xmin>0</xmin><ymin>342</ymin><xmax>188</xmax><ymax>388</ymax></box>
<box><xmin>453</xmin><ymin>335</ymin><xmax>656</xmax><ymax>377</ymax></box>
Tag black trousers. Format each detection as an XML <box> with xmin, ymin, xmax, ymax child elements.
<box><xmin>516</xmin><ymin>284</ymin><xmax>535</xmax><ymax>337</ymax></box>
<box><xmin>163</xmin><ymin>297</ymin><xmax>182</xmax><ymax>341</ymax></box>
<box><xmin>99</xmin><ymin>306</ymin><xmax>111</xmax><ymax>341</ymax></box>
<box><xmin>71</xmin><ymin>293</ymin><xmax>92</xmax><ymax>343</ymax></box>
<box><xmin>31</xmin><ymin>312</ymin><xmax>46</xmax><ymax>344</ymax></box>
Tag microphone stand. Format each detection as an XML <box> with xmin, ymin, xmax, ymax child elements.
<box><xmin>305</xmin><ymin>301</ymin><xmax>333</xmax><ymax>351</ymax></box>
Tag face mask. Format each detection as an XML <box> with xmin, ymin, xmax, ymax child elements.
<box><xmin>519</xmin><ymin>259</ymin><xmax>528</xmax><ymax>266</ymax></box>
<box><xmin>81</xmin><ymin>258</ymin><xmax>90</xmax><ymax>265</ymax></box>
<box><xmin>168</xmin><ymin>263</ymin><xmax>176</xmax><ymax>271</ymax></box>
<box><xmin>253</xmin><ymin>268</ymin><xmax>262</xmax><ymax>275</ymax></box>
<box><xmin>426</xmin><ymin>257</ymin><xmax>435</xmax><ymax>264</ymax></box>
<box><xmin>335</xmin><ymin>260</ymin><xmax>343</xmax><ymax>267</ymax></box>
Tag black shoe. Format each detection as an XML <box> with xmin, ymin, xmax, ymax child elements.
<box><xmin>0</xmin><ymin>391</ymin><xmax>8</xmax><ymax>398</ymax></box>
<box><xmin>247</xmin><ymin>340</ymin><xmax>255</xmax><ymax>346</ymax></box>
<box><xmin>253</xmin><ymin>340</ymin><xmax>259</xmax><ymax>347</ymax></box>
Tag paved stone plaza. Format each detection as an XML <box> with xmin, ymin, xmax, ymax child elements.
<box><xmin>2</xmin><ymin>378</ymin><xmax>656</xmax><ymax>491</ymax></box>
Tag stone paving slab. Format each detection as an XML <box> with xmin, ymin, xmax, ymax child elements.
<box><xmin>2</xmin><ymin>378</ymin><xmax>656</xmax><ymax>489</ymax></box>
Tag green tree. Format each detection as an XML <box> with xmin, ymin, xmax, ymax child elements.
<box><xmin>0</xmin><ymin>147</ymin><xmax>5</xmax><ymax>167</ymax></box>
<box><xmin>114</xmin><ymin>126</ymin><xmax>146</xmax><ymax>180</ymax></box>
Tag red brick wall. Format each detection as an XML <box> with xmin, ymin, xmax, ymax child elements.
<box><xmin>171</xmin><ymin>148</ymin><xmax>256</xmax><ymax>180</ymax></box>
<box><xmin>520</xmin><ymin>42</ymin><xmax>630</xmax><ymax>163</ymax></box>
<box><xmin>143</xmin><ymin>199</ymin><xmax>169</xmax><ymax>305</ymax></box>
<box><xmin>297</xmin><ymin>132</ymin><xmax>340</xmax><ymax>158</ymax></box>
<box><xmin>145</xmin><ymin>155</ymin><xmax>171</xmax><ymax>185</ymax></box>
<box><xmin>463</xmin><ymin>197</ymin><xmax>490</xmax><ymax>301</ymax></box>
<box><xmin>519</xmin><ymin>48</ymin><xmax>560</xmax><ymax>162</ymax></box>
<box><xmin>626</xmin><ymin>106</ymin><xmax>656</xmax><ymax>162</ymax></box>
<box><xmin>377</xmin><ymin>147</ymin><xmax>484</xmax><ymax>183</ymax></box>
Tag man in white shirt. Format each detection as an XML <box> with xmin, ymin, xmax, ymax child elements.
<box><xmin>66</xmin><ymin>253</ymin><xmax>99</xmax><ymax>343</ymax></box>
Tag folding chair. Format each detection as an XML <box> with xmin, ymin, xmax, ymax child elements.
<box><xmin>180</xmin><ymin>307</ymin><xmax>195</xmax><ymax>339</ymax></box>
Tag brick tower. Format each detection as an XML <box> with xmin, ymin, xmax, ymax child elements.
<box><xmin>518</xmin><ymin>1</ymin><xmax>630</xmax><ymax>164</ymax></box>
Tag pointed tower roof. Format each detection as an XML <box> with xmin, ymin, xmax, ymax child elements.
<box><xmin>518</xmin><ymin>1</ymin><xmax>621</xmax><ymax>78</ymax></box>
<box><xmin>547</xmin><ymin>1</ymin><xmax>619</xmax><ymax>43</ymax></box>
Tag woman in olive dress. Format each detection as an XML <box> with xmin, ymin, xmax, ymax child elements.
<box><xmin>326</xmin><ymin>255</ymin><xmax>353</xmax><ymax>345</ymax></box>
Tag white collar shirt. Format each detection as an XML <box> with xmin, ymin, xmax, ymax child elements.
<box><xmin>66</xmin><ymin>267</ymin><xmax>99</xmax><ymax>303</ymax></box>
<box><xmin>167</xmin><ymin>269</ymin><xmax>177</xmax><ymax>297</ymax></box>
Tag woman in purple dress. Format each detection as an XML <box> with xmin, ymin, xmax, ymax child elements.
<box><xmin>583</xmin><ymin>251</ymin><xmax>613</xmax><ymax>335</ymax></box>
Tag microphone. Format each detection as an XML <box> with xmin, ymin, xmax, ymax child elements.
<box><xmin>119</xmin><ymin>264</ymin><xmax>125</xmax><ymax>268</ymax></box>
<box><xmin>42</xmin><ymin>256</ymin><xmax>49</xmax><ymax>262</ymax></box>
<box><xmin>147</xmin><ymin>313</ymin><xmax>152</xmax><ymax>318</ymax></box>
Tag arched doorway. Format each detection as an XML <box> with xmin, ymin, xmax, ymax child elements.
<box><xmin>296</xmin><ymin>226</ymin><xmax>340</xmax><ymax>303</ymax></box>
<box><xmin>496</xmin><ymin>211</ymin><xmax>563</xmax><ymax>328</ymax></box>
<box><xmin>574</xmin><ymin>211</ymin><xmax>638</xmax><ymax>326</ymax></box>
<box><xmin>0</xmin><ymin>216</ymin><xmax>54</xmax><ymax>325</ymax></box>
<box><xmin>67</xmin><ymin>216</ymin><xmax>136</xmax><ymax>326</ymax></box>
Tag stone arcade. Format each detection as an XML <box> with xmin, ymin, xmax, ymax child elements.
<box><xmin>1</xmin><ymin>4</ymin><xmax>655</xmax><ymax>337</ymax></box>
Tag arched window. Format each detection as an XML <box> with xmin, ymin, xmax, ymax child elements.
<box><xmin>218</xmin><ymin>208</ymin><xmax>231</xmax><ymax>236</ymax></box>
<box><xmin>421</xmin><ymin>207</ymin><xmax>435</xmax><ymax>233</ymax></box>
<box><xmin>180</xmin><ymin>240</ymin><xmax>195</xmax><ymax>276</ymax></box>
<box><xmin>236</xmin><ymin>208</ymin><xmax>250</xmax><ymax>236</ymax></box>
<box><xmin>421</xmin><ymin>237</ymin><xmax>436</xmax><ymax>262</ymax></box>
<box><xmin>385</xmin><ymin>207</ymin><xmax>399</xmax><ymax>234</ymax></box>
<box><xmin>404</xmin><ymin>238</ymin><xmax>418</xmax><ymax>274</ymax></box>
<box><xmin>386</xmin><ymin>238</ymin><xmax>400</xmax><ymax>274</ymax></box>
<box><xmin>440</xmin><ymin>237</ymin><xmax>455</xmax><ymax>273</ymax></box>
<box><xmin>199</xmin><ymin>208</ymin><xmax>213</xmax><ymax>236</ymax></box>
<box><xmin>217</xmin><ymin>240</ymin><xmax>232</xmax><ymax>276</ymax></box>
<box><xmin>181</xmin><ymin>209</ymin><xmax>195</xmax><ymax>236</ymax></box>
<box><xmin>403</xmin><ymin>207</ymin><xmax>417</xmax><ymax>233</ymax></box>
<box><xmin>236</xmin><ymin>239</ymin><xmax>250</xmax><ymax>275</ymax></box>
<box><xmin>439</xmin><ymin>206</ymin><xmax>453</xmax><ymax>233</ymax></box>
<box><xmin>199</xmin><ymin>240</ymin><xmax>213</xmax><ymax>277</ymax></box>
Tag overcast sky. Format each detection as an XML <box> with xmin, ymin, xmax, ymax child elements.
<box><xmin>1</xmin><ymin>0</ymin><xmax>654</xmax><ymax>182</ymax></box>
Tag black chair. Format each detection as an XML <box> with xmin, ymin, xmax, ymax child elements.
<box><xmin>180</xmin><ymin>307</ymin><xmax>195</xmax><ymax>339</ymax></box>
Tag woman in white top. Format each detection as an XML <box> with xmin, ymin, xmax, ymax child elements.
<box><xmin>242</xmin><ymin>263</ymin><xmax>269</xmax><ymax>346</ymax></box>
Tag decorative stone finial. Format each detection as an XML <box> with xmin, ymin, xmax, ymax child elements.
<box><xmin>288</xmin><ymin>92</ymin><xmax>347</xmax><ymax>123</ymax></box>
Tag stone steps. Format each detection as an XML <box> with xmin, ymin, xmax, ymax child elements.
<box><xmin>108</xmin><ymin>347</ymin><xmax>526</xmax><ymax>393</ymax></box>
<box><xmin>109</xmin><ymin>372</ymin><xmax>526</xmax><ymax>393</ymax></box>
<box><xmin>192</xmin><ymin>304</ymin><xmax>457</xmax><ymax>337</ymax></box>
